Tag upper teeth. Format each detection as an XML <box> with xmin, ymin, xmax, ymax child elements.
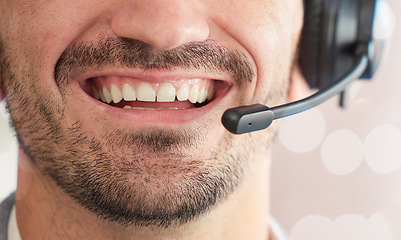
<box><xmin>93</xmin><ymin>81</ymin><xmax>214</xmax><ymax>104</ymax></box>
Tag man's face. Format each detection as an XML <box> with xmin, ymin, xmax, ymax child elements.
<box><xmin>0</xmin><ymin>0</ymin><xmax>303</xmax><ymax>228</ymax></box>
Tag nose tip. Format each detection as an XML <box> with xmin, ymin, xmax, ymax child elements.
<box><xmin>154</xmin><ymin>20</ymin><xmax>210</xmax><ymax>50</ymax></box>
<box><xmin>110</xmin><ymin>1</ymin><xmax>210</xmax><ymax>50</ymax></box>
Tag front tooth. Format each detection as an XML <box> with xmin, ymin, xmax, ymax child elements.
<box><xmin>110</xmin><ymin>84</ymin><xmax>122</xmax><ymax>103</ymax></box>
<box><xmin>177</xmin><ymin>84</ymin><xmax>189</xmax><ymax>101</ymax></box>
<box><xmin>188</xmin><ymin>84</ymin><xmax>199</xmax><ymax>104</ymax></box>
<box><xmin>157</xmin><ymin>83</ymin><xmax>176</xmax><ymax>102</ymax></box>
<box><xmin>137</xmin><ymin>82</ymin><xmax>156</xmax><ymax>102</ymax></box>
<box><xmin>103</xmin><ymin>87</ymin><xmax>112</xmax><ymax>103</ymax></box>
<box><xmin>122</xmin><ymin>84</ymin><xmax>136</xmax><ymax>101</ymax></box>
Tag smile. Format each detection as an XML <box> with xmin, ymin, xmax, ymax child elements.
<box><xmin>78</xmin><ymin>71</ymin><xmax>232</xmax><ymax>121</ymax></box>
<box><xmin>88</xmin><ymin>76</ymin><xmax>216</xmax><ymax>110</ymax></box>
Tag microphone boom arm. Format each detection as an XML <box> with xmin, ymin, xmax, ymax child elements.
<box><xmin>221</xmin><ymin>55</ymin><xmax>368</xmax><ymax>134</ymax></box>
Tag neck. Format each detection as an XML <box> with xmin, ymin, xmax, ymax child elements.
<box><xmin>15</xmin><ymin>148</ymin><xmax>272</xmax><ymax>240</ymax></box>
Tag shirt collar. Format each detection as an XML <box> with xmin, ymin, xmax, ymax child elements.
<box><xmin>269</xmin><ymin>216</ymin><xmax>288</xmax><ymax>240</ymax></box>
<box><xmin>8</xmin><ymin>204</ymin><xmax>21</xmax><ymax>240</ymax></box>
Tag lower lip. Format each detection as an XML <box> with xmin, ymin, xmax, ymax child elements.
<box><xmin>76</xmin><ymin>81</ymin><xmax>230</xmax><ymax>125</ymax></box>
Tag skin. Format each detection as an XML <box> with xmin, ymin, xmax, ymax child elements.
<box><xmin>0</xmin><ymin>0</ymin><xmax>305</xmax><ymax>239</ymax></box>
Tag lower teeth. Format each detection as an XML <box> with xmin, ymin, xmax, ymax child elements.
<box><xmin>97</xmin><ymin>98</ymin><xmax>210</xmax><ymax>110</ymax></box>
<box><xmin>123</xmin><ymin>106</ymin><xmax>181</xmax><ymax>110</ymax></box>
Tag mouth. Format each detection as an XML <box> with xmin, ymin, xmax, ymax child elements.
<box><xmin>80</xmin><ymin>75</ymin><xmax>231</xmax><ymax>113</ymax></box>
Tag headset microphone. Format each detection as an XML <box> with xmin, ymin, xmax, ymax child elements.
<box><xmin>221</xmin><ymin>0</ymin><xmax>391</xmax><ymax>135</ymax></box>
<box><xmin>222</xmin><ymin>54</ymin><xmax>368</xmax><ymax>134</ymax></box>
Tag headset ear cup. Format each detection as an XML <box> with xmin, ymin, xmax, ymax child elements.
<box><xmin>299</xmin><ymin>0</ymin><xmax>324</xmax><ymax>89</ymax></box>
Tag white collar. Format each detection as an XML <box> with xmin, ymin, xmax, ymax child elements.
<box><xmin>8</xmin><ymin>204</ymin><xmax>21</xmax><ymax>240</ymax></box>
<box><xmin>269</xmin><ymin>216</ymin><xmax>288</xmax><ymax>240</ymax></box>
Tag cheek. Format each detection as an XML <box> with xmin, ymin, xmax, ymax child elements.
<box><xmin>2</xmin><ymin>0</ymin><xmax>103</xmax><ymax>73</ymax></box>
<box><xmin>0</xmin><ymin>0</ymin><xmax>109</xmax><ymax>104</ymax></box>
<box><xmin>207</xmin><ymin>0</ymin><xmax>302</xmax><ymax>103</ymax></box>
<box><xmin>243</xmin><ymin>25</ymin><xmax>297</xmax><ymax>105</ymax></box>
<box><xmin>248</xmin><ymin>11</ymin><xmax>302</xmax><ymax>105</ymax></box>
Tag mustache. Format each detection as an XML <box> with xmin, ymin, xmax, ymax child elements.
<box><xmin>54</xmin><ymin>37</ymin><xmax>255</xmax><ymax>89</ymax></box>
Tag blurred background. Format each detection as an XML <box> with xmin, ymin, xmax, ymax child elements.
<box><xmin>271</xmin><ymin>0</ymin><xmax>401</xmax><ymax>239</ymax></box>
<box><xmin>0</xmin><ymin>0</ymin><xmax>400</xmax><ymax>239</ymax></box>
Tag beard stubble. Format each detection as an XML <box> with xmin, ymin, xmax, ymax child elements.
<box><xmin>1</xmin><ymin>38</ymin><xmax>266</xmax><ymax>228</ymax></box>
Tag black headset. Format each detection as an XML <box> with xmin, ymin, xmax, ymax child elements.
<box><xmin>222</xmin><ymin>0</ymin><xmax>387</xmax><ymax>134</ymax></box>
